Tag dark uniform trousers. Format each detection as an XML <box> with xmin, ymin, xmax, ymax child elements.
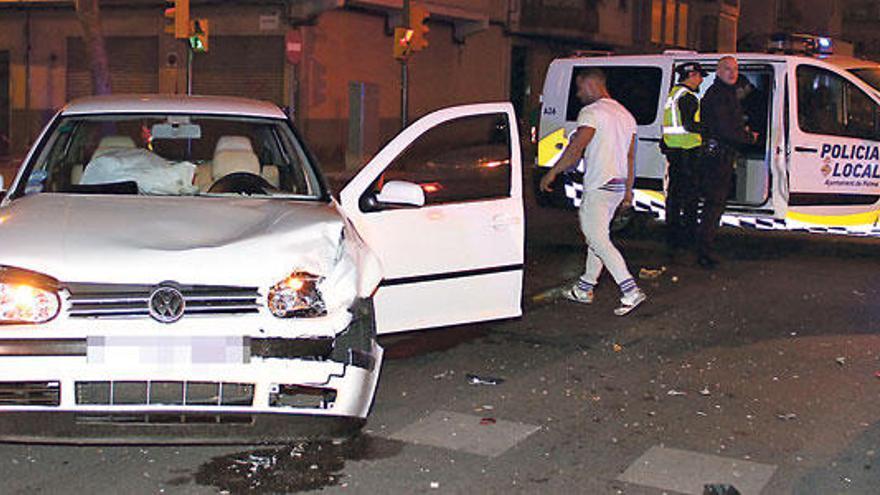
<box><xmin>697</xmin><ymin>145</ymin><xmax>738</xmax><ymax>256</ymax></box>
<box><xmin>664</xmin><ymin>148</ymin><xmax>701</xmax><ymax>249</ymax></box>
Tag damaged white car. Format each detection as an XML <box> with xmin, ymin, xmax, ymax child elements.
<box><xmin>0</xmin><ymin>95</ymin><xmax>524</xmax><ymax>443</ymax></box>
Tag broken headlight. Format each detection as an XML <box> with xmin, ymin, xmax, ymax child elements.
<box><xmin>267</xmin><ymin>272</ymin><xmax>327</xmax><ymax>318</ymax></box>
<box><xmin>0</xmin><ymin>267</ymin><xmax>61</xmax><ymax>324</ymax></box>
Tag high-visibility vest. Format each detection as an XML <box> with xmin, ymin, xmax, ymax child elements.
<box><xmin>662</xmin><ymin>85</ymin><xmax>702</xmax><ymax>150</ymax></box>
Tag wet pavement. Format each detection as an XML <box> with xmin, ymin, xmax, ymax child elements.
<box><xmin>0</xmin><ymin>193</ymin><xmax>878</xmax><ymax>494</ymax></box>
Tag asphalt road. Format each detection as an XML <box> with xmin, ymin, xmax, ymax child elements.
<box><xmin>1</xmin><ymin>195</ymin><xmax>879</xmax><ymax>494</ymax></box>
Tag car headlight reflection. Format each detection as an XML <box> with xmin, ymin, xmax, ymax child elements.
<box><xmin>0</xmin><ymin>282</ymin><xmax>60</xmax><ymax>324</ymax></box>
<box><xmin>267</xmin><ymin>272</ymin><xmax>326</xmax><ymax>318</ymax></box>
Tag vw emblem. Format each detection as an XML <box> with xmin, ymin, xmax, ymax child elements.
<box><xmin>149</xmin><ymin>286</ymin><xmax>185</xmax><ymax>324</ymax></box>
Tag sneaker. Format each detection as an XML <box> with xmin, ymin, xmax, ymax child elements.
<box><xmin>564</xmin><ymin>285</ymin><xmax>594</xmax><ymax>304</ymax></box>
<box><xmin>614</xmin><ymin>289</ymin><xmax>646</xmax><ymax>316</ymax></box>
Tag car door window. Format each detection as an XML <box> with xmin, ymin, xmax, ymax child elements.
<box><xmin>797</xmin><ymin>65</ymin><xmax>880</xmax><ymax>139</ymax></box>
<box><xmin>369</xmin><ymin>113</ymin><xmax>511</xmax><ymax>206</ymax></box>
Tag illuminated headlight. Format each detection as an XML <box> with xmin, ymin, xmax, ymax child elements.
<box><xmin>0</xmin><ymin>282</ymin><xmax>60</xmax><ymax>324</ymax></box>
<box><xmin>267</xmin><ymin>272</ymin><xmax>326</xmax><ymax>318</ymax></box>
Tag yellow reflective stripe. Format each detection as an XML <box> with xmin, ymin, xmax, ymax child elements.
<box><xmin>537</xmin><ymin>127</ymin><xmax>568</xmax><ymax>168</ymax></box>
<box><xmin>786</xmin><ymin>209</ymin><xmax>880</xmax><ymax>227</ymax></box>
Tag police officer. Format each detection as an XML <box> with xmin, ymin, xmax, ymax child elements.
<box><xmin>697</xmin><ymin>56</ymin><xmax>759</xmax><ymax>269</ymax></box>
<box><xmin>662</xmin><ymin>62</ymin><xmax>706</xmax><ymax>257</ymax></box>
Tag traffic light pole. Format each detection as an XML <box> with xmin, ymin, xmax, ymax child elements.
<box><xmin>186</xmin><ymin>44</ymin><xmax>193</xmax><ymax>95</ymax></box>
<box><xmin>400</xmin><ymin>0</ymin><xmax>410</xmax><ymax>129</ymax></box>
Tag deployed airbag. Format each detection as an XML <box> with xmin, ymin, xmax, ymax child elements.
<box><xmin>80</xmin><ymin>148</ymin><xmax>197</xmax><ymax>195</ymax></box>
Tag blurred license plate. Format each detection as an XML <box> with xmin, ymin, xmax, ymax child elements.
<box><xmin>87</xmin><ymin>336</ymin><xmax>248</xmax><ymax>365</ymax></box>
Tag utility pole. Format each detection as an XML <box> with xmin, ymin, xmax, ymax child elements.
<box><xmin>400</xmin><ymin>0</ymin><xmax>410</xmax><ymax>129</ymax></box>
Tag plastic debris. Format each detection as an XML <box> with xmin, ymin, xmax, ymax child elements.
<box><xmin>699</xmin><ymin>386</ymin><xmax>712</xmax><ymax>396</ymax></box>
<box><xmin>430</xmin><ymin>481</ymin><xmax>440</xmax><ymax>489</ymax></box>
<box><xmin>703</xmin><ymin>483</ymin><xmax>742</xmax><ymax>495</ymax></box>
<box><xmin>639</xmin><ymin>266</ymin><xmax>667</xmax><ymax>280</ymax></box>
<box><xmin>667</xmin><ymin>389</ymin><xmax>687</xmax><ymax>397</ymax></box>
<box><xmin>467</xmin><ymin>374</ymin><xmax>505</xmax><ymax>386</ymax></box>
<box><xmin>776</xmin><ymin>413</ymin><xmax>798</xmax><ymax>421</ymax></box>
<box><xmin>835</xmin><ymin>357</ymin><xmax>846</xmax><ymax>367</ymax></box>
<box><xmin>480</xmin><ymin>417</ymin><xmax>497</xmax><ymax>426</ymax></box>
<box><xmin>853</xmin><ymin>290</ymin><xmax>866</xmax><ymax>297</ymax></box>
<box><xmin>433</xmin><ymin>370</ymin><xmax>452</xmax><ymax>380</ymax></box>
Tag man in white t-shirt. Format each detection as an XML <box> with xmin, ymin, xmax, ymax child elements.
<box><xmin>539</xmin><ymin>68</ymin><xmax>646</xmax><ymax>316</ymax></box>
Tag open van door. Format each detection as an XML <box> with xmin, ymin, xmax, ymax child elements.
<box><xmin>339</xmin><ymin>103</ymin><xmax>524</xmax><ymax>335</ymax></box>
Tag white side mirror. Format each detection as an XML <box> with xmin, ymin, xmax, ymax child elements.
<box><xmin>375</xmin><ymin>180</ymin><xmax>425</xmax><ymax>208</ymax></box>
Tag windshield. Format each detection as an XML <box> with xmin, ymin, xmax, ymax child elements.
<box><xmin>850</xmin><ymin>68</ymin><xmax>880</xmax><ymax>93</ymax></box>
<box><xmin>14</xmin><ymin>114</ymin><xmax>324</xmax><ymax>200</ymax></box>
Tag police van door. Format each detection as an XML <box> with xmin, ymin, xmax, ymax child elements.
<box><xmin>787</xmin><ymin>62</ymin><xmax>880</xmax><ymax>227</ymax></box>
<box><xmin>340</xmin><ymin>103</ymin><xmax>524</xmax><ymax>335</ymax></box>
<box><xmin>676</xmin><ymin>59</ymin><xmax>787</xmax><ymax>216</ymax></box>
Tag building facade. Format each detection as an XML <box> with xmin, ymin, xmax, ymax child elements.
<box><xmin>0</xmin><ymin>0</ymin><xmax>739</xmax><ymax>169</ymax></box>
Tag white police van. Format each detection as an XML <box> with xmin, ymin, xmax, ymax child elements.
<box><xmin>535</xmin><ymin>39</ymin><xmax>880</xmax><ymax>236</ymax></box>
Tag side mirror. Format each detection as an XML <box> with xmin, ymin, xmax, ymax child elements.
<box><xmin>375</xmin><ymin>180</ymin><xmax>425</xmax><ymax>208</ymax></box>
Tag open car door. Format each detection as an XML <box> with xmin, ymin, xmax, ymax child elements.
<box><xmin>340</xmin><ymin>103</ymin><xmax>524</xmax><ymax>335</ymax></box>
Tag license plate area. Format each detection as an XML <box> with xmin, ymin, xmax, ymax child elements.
<box><xmin>86</xmin><ymin>336</ymin><xmax>249</xmax><ymax>365</ymax></box>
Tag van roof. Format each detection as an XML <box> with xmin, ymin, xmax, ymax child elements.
<box><xmin>553</xmin><ymin>52</ymin><xmax>880</xmax><ymax>71</ymax></box>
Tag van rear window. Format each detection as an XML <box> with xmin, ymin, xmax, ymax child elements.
<box><xmin>566</xmin><ymin>67</ymin><xmax>663</xmax><ymax>125</ymax></box>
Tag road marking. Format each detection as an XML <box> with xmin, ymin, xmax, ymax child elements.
<box><xmin>618</xmin><ymin>446</ymin><xmax>777</xmax><ymax>495</ymax></box>
<box><xmin>388</xmin><ymin>410</ymin><xmax>541</xmax><ymax>458</ymax></box>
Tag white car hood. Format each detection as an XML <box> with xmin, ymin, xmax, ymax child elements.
<box><xmin>0</xmin><ymin>194</ymin><xmax>359</xmax><ymax>304</ymax></box>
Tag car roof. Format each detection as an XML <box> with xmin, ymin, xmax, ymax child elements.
<box><xmin>61</xmin><ymin>94</ymin><xmax>287</xmax><ymax>119</ymax></box>
<box><xmin>552</xmin><ymin>52</ymin><xmax>880</xmax><ymax>70</ymax></box>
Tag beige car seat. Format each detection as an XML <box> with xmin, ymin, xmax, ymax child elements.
<box><xmin>210</xmin><ymin>135</ymin><xmax>261</xmax><ymax>184</ymax></box>
<box><xmin>72</xmin><ymin>135</ymin><xmax>137</xmax><ymax>184</ymax></box>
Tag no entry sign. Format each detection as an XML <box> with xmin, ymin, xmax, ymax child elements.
<box><xmin>286</xmin><ymin>29</ymin><xmax>303</xmax><ymax>65</ymax></box>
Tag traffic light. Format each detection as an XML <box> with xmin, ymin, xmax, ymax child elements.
<box><xmin>189</xmin><ymin>19</ymin><xmax>209</xmax><ymax>53</ymax></box>
<box><xmin>393</xmin><ymin>27</ymin><xmax>414</xmax><ymax>60</ymax></box>
<box><xmin>163</xmin><ymin>0</ymin><xmax>190</xmax><ymax>39</ymax></box>
<box><xmin>409</xmin><ymin>2</ymin><xmax>429</xmax><ymax>51</ymax></box>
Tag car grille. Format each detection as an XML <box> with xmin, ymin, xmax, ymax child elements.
<box><xmin>65</xmin><ymin>283</ymin><xmax>261</xmax><ymax>318</ymax></box>
<box><xmin>75</xmin><ymin>381</ymin><xmax>255</xmax><ymax>406</ymax></box>
<box><xmin>0</xmin><ymin>381</ymin><xmax>61</xmax><ymax>406</ymax></box>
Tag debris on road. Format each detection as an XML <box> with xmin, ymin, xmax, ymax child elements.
<box><xmin>639</xmin><ymin>266</ymin><xmax>667</xmax><ymax>280</ymax></box>
<box><xmin>776</xmin><ymin>413</ymin><xmax>798</xmax><ymax>421</ymax></box>
<box><xmin>699</xmin><ymin>386</ymin><xmax>712</xmax><ymax>396</ymax></box>
<box><xmin>433</xmin><ymin>370</ymin><xmax>453</xmax><ymax>380</ymax></box>
<box><xmin>666</xmin><ymin>389</ymin><xmax>687</xmax><ymax>397</ymax></box>
<box><xmin>467</xmin><ymin>374</ymin><xmax>505</xmax><ymax>386</ymax></box>
<box><xmin>835</xmin><ymin>357</ymin><xmax>846</xmax><ymax>367</ymax></box>
<box><xmin>703</xmin><ymin>483</ymin><xmax>742</xmax><ymax>495</ymax></box>
<box><xmin>480</xmin><ymin>417</ymin><xmax>497</xmax><ymax>426</ymax></box>
<box><xmin>853</xmin><ymin>290</ymin><xmax>866</xmax><ymax>297</ymax></box>
<box><xmin>613</xmin><ymin>343</ymin><xmax>623</xmax><ymax>353</ymax></box>
<box><xmin>430</xmin><ymin>481</ymin><xmax>440</xmax><ymax>489</ymax></box>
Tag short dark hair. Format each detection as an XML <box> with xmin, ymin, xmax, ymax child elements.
<box><xmin>576</xmin><ymin>68</ymin><xmax>607</xmax><ymax>85</ymax></box>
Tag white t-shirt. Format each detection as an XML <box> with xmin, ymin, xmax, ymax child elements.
<box><xmin>576</xmin><ymin>98</ymin><xmax>637</xmax><ymax>191</ymax></box>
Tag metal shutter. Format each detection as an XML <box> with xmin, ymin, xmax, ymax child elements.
<box><xmin>192</xmin><ymin>36</ymin><xmax>284</xmax><ymax>105</ymax></box>
<box><xmin>67</xmin><ymin>37</ymin><xmax>159</xmax><ymax>100</ymax></box>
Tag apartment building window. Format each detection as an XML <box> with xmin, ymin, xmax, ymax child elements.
<box><xmin>651</xmin><ymin>0</ymin><xmax>688</xmax><ymax>47</ymax></box>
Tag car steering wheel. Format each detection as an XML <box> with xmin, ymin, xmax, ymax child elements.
<box><xmin>208</xmin><ymin>172</ymin><xmax>275</xmax><ymax>195</ymax></box>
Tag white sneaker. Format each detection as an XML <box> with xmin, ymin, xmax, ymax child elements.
<box><xmin>614</xmin><ymin>289</ymin><xmax>646</xmax><ymax>316</ymax></box>
<box><xmin>564</xmin><ymin>285</ymin><xmax>594</xmax><ymax>304</ymax></box>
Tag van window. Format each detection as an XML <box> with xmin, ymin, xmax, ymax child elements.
<box><xmin>566</xmin><ymin>67</ymin><xmax>663</xmax><ymax>125</ymax></box>
<box><xmin>796</xmin><ymin>65</ymin><xmax>880</xmax><ymax>139</ymax></box>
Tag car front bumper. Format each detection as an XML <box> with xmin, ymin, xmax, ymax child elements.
<box><xmin>0</xmin><ymin>300</ymin><xmax>381</xmax><ymax>444</ymax></box>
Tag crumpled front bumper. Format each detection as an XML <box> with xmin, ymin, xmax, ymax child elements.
<box><xmin>0</xmin><ymin>299</ymin><xmax>381</xmax><ymax>444</ymax></box>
